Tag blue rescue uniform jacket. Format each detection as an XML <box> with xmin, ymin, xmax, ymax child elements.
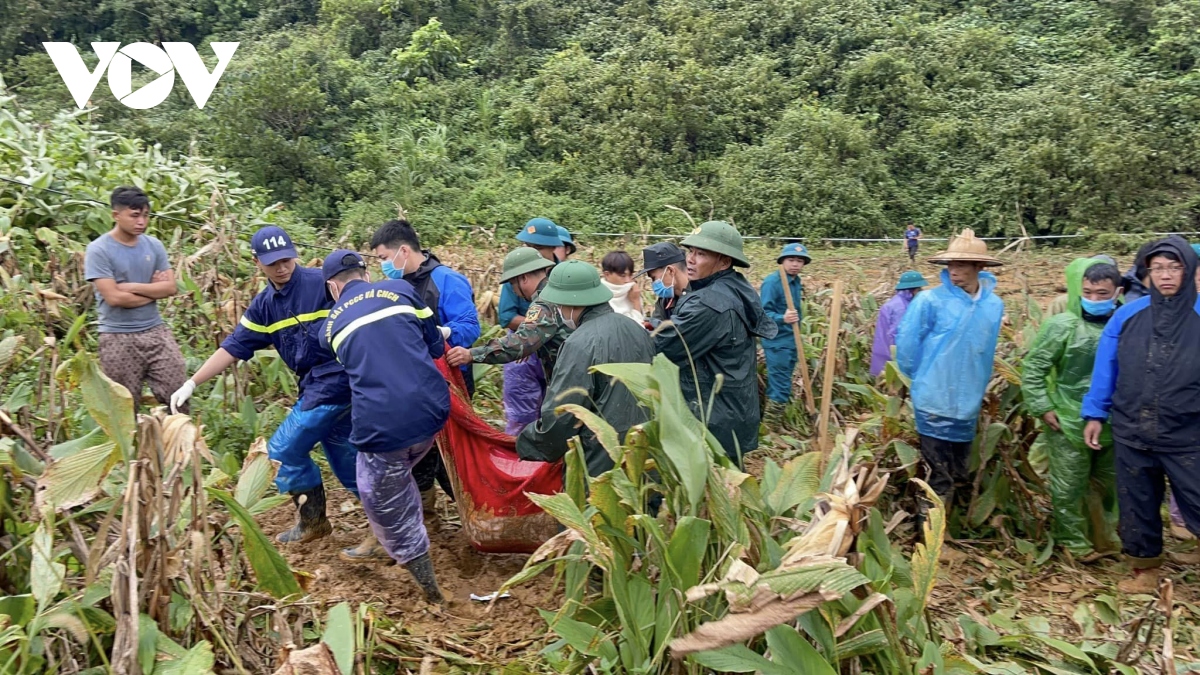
<box><xmin>320</xmin><ymin>278</ymin><xmax>450</xmax><ymax>453</ymax></box>
<box><xmin>221</xmin><ymin>266</ymin><xmax>350</xmax><ymax>411</ymax></box>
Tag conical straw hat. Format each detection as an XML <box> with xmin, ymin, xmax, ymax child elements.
<box><xmin>927</xmin><ymin>229</ymin><xmax>1002</xmax><ymax>267</ymax></box>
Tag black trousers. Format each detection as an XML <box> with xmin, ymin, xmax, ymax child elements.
<box><xmin>1115</xmin><ymin>442</ymin><xmax>1200</xmax><ymax>564</ymax></box>
<box><xmin>919</xmin><ymin>434</ymin><xmax>972</xmax><ymax>504</ymax></box>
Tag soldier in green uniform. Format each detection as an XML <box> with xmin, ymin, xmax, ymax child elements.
<box><xmin>653</xmin><ymin>221</ymin><xmax>777</xmax><ymax>466</ymax></box>
<box><xmin>445</xmin><ymin>247</ymin><xmax>572</xmax><ymax>379</ymax></box>
<box><xmin>516</xmin><ymin>261</ymin><xmax>654</xmax><ymax>476</ymax></box>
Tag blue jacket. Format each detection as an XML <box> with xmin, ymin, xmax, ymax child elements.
<box><xmin>403</xmin><ymin>253</ymin><xmax>481</xmax><ymax>376</ymax></box>
<box><xmin>320</xmin><ymin>278</ymin><xmax>450</xmax><ymax>453</ymax></box>
<box><xmin>895</xmin><ymin>270</ymin><xmax>1005</xmax><ymax>442</ymax></box>
<box><xmin>759</xmin><ymin>270</ymin><xmax>802</xmax><ymax>349</ymax></box>
<box><xmin>1082</xmin><ymin>236</ymin><xmax>1200</xmax><ymax>451</ymax></box>
<box><xmin>221</xmin><ymin>266</ymin><xmax>350</xmax><ymax>411</ymax></box>
<box><xmin>498</xmin><ymin>283</ymin><xmax>531</xmax><ymax>327</ymax></box>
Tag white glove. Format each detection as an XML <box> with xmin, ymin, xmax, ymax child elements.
<box><xmin>438</xmin><ymin>326</ymin><xmax>452</xmax><ymax>340</ymax></box>
<box><xmin>170</xmin><ymin>379</ymin><xmax>196</xmax><ymax>414</ymax></box>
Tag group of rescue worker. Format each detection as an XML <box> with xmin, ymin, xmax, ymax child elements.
<box><xmin>85</xmin><ymin>185</ymin><xmax>1200</xmax><ymax>601</ymax></box>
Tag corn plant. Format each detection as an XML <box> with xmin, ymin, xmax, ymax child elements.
<box><xmin>501</xmin><ymin>355</ymin><xmax>912</xmax><ymax>674</ymax></box>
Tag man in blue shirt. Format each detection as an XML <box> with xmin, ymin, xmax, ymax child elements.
<box><xmin>904</xmin><ymin>224</ymin><xmax>922</xmax><ymax>262</ymax></box>
<box><xmin>759</xmin><ymin>242</ymin><xmax>812</xmax><ymax>430</ymax></box>
<box><xmin>170</xmin><ymin>226</ymin><xmax>361</xmax><ymax>549</ymax></box>
<box><xmin>321</xmin><ymin>250</ymin><xmax>451</xmax><ymax>604</ymax></box>
<box><xmin>369</xmin><ymin>219</ymin><xmax>479</xmax><ymax>511</ymax></box>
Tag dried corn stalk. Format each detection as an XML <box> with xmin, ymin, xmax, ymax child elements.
<box><xmin>670</xmin><ymin>434</ymin><xmax>887</xmax><ymax>656</ymax></box>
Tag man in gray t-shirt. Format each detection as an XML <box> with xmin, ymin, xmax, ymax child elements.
<box><xmin>84</xmin><ymin>186</ymin><xmax>187</xmax><ymax>412</ymax></box>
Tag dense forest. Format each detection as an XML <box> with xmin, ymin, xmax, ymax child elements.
<box><xmin>2</xmin><ymin>0</ymin><xmax>1199</xmax><ymax>241</ymax></box>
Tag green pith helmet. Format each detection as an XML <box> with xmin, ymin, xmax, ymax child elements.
<box><xmin>498</xmin><ymin>247</ymin><xmax>555</xmax><ymax>283</ymax></box>
<box><xmin>680</xmin><ymin>220</ymin><xmax>750</xmax><ymax>268</ymax></box>
<box><xmin>895</xmin><ymin>271</ymin><xmax>929</xmax><ymax>290</ymax></box>
<box><xmin>536</xmin><ymin>260</ymin><xmax>613</xmax><ymax>306</ymax></box>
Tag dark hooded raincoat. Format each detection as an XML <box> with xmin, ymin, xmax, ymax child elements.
<box><xmin>654</xmin><ymin>269</ymin><xmax>777</xmax><ymax>462</ymax></box>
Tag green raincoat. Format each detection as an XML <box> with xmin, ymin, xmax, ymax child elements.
<box><xmin>1020</xmin><ymin>257</ymin><xmax>1118</xmax><ymax>555</ymax></box>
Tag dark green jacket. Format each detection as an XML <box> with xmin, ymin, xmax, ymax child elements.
<box><xmin>654</xmin><ymin>269</ymin><xmax>777</xmax><ymax>462</ymax></box>
<box><xmin>517</xmin><ymin>303</ymin><xmax>654</xmax><ymax>476</ymax></box>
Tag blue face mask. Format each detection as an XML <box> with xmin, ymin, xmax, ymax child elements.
<box><xmin>1080</xmin><ymin>297</ymin><xmax>1116</xmax><ymax>316</ymax></box>
<box><xmin>652</xmin><ymin>278</ymin><xmax>674</xmax><ymax>299</ymax></box>
<box><xmin>380</xmin><ymin>250</ymin><xmax>407</xmax><ymax>280</ymax></box>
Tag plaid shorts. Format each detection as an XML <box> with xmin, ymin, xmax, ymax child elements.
<box><xmin>98</xmin><ymin>323</ymin><xmax>187</xmax><ymax>413</ymax></box>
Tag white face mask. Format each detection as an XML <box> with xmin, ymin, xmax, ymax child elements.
<box><xmin>558</xmin><ymin>306</ymin><xmax>578</xmax><ymax>330</ymax></box>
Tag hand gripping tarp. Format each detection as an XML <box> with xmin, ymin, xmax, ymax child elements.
<box><xmin>433</xmin><ymin>357</ymin><xmax>562</xmax><ymax>553</ymax></box>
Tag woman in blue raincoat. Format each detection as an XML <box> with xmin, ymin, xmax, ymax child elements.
<box><xmin>895</xmin><ymin>229</ymin><xmax>1005</xmax><ymax>514</ymax></box>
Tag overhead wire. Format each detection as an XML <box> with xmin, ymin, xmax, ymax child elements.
<box><xmin>6</xmin><ymin>174</ymin><xmax>1200</xmax><ymax>251</ymax></box>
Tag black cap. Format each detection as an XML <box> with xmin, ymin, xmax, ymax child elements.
<box><xmin>322</xmin><ymin>249</ymin><xmax>367</xmax><ymax>281</ymax></box>
<box><xmin>637</xmin><ymin>242</ymin><xmax>686</xmax><ymax>277</ymax></box>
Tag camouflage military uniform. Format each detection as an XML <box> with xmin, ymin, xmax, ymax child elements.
<box><xmin>469</xmin><ymin>279</ymin><xmax>571</xmax><ymax>378</ymax></box>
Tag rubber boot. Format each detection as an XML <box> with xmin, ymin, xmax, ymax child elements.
<box><xmin>339</xmin><ymin>529</ymin><xmax>390</xmax><ymax>563</ymax></box>
<box><xmin>763</xmin><ymin>401</ymin><xmax>786</xmax><ymax>432</ymax></box>
<box><xmin>276</xmin><ymin>485</ymin><xmax>333</xmax><ymax>544</ymax></box>
<box><xmin>404</xmin><ymin>552</ymin><xmax>444</xmax><ymax>604</ymax></box>
<box><xmin>421</xmin><ymin>489</ymin><xmax>438</xmax><ymax>520</ymax></box>
<box><xmin>1118</xmin><ymin>566</ymin><xmax>1162</xmax><ymax>594</ymax></box>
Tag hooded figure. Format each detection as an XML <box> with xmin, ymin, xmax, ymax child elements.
<box><xmin>895</xmin><ymin>229</ymin><xmax>1005</xmax><ymax>508</ymax></box>
<box><xmin>1022</xmin><ymin>258</ymin><xmax>1120</xmax><ymax>558</ymax></box>
<box><xmin>1083</xmin><ymin>235</ymin><xmax>1200</xmax><ymax>592</ymax></box>
<box><xmin>655</xmin><ymin>221</ymin><xmax>777</xmax><ymax>464</ymax></box>
<box><xmin>870</xmin><ymin>271</ymin><xmax>928</xmax><ymax>377</ymax></box>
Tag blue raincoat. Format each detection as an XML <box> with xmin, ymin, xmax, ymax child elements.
<box><xmin>895</xmin><ymin>269</ymin><xmax>1005</xmax><ymax>442</ymax></box>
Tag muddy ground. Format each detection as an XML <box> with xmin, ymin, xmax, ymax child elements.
<box><xmin>258</xmin><ymin>489</ymin><xmax>557</xmax><ymax>663</ymax></box>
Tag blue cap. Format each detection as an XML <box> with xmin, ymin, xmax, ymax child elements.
<box><xmin>322</xmin><ymin>249</ymin><xmax>367</xmax><ymax>281</ymax></box>
<box><xmin>251</xmin><ymin>226</ymin><xmax>299</xmax><ymax>265</ymax></box>
<box><xmin>556</xmin><ymin>225</ymin><xmax>575</xmax><ymax>247</ymax></box>
<box><xmin>777</xmin><ymin>242</ymin><xmax>812</xmax><ymax>264</ymax></box>
<box><xmin>516</xmin><ymin>217</ymin><xmax>564</xmax><ymax>247</ymax></box>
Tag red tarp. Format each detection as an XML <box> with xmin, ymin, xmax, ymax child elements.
<box><xmin>433</xmin><ymin>358</ymin><xmax>562</xmax><ymax>553</ymax></box>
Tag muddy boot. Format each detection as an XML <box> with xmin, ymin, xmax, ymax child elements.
<box><xmin>276</xmin><ymin>485</ymin><xmax>333</xmax><ymax>544</ymax></box>
<box><xmin>1117</xmin><ymin>567</ymin><xmax>1162</xmax><ymax>594</ymax></box>
<box><xmin>763</xmin><ymin>401</ymin><xmax>786</xmax><ymax>432</ymax></box>
<box><xmin>404</xmin><ymin>552</ymin><xmax>444</xmax><ymax>604</ymax></box>
<box><xmin>339</xmin><ymin>530</ymin><xmax>391</xmax><ymax>563</ymax></box>
<box><xmin>421</xmin><ymin>488</ymin><xmax>438</xmax><ymax>520</ymax></box>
